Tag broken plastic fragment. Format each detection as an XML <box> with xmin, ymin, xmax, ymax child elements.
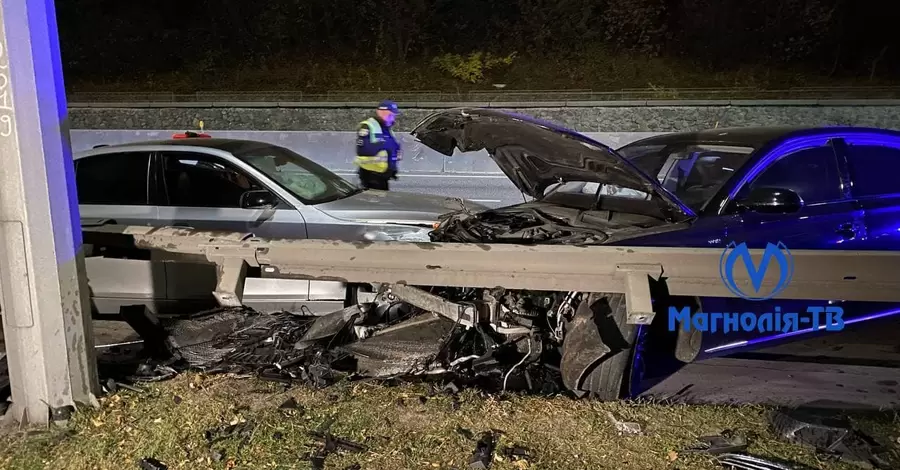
<box><xmin>138</xmin><ymin>457</ymin><xmax>168</xmax><ymax>470</ymax></box>
<box><xmin>501</xmin><ymin>445</ymin><xmax>532</xmax><ymax>462</ymax></box>
<box><xmin>684</xmin><ymin>431</ymin><xmax>748</xmax><ymax>455</ymax></box>
<box><xmin>606</xmin><ymin>411</ymin><xmax>641</xmax><ymax>435</ymax></box>
<box><xmin>716</xmin><ymin>453</ymin><xmax>804</xmax><ymax>470</ymax></box>
<box><xmin>469</xmin><ymin>431</ymin><xmax>499</xmax><ymax>469</ymax></box>
<box><xmin>770</xmin><ymin>408</ymin><xmax>891</xmax><ymax>469</ymax></box>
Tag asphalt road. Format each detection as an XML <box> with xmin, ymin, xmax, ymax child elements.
<box><xmin>336</xmin><ymin>172</ymin><xmax>527</xmax><ymax>208</ymax></box>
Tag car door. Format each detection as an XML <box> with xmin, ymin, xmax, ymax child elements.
<box><xmin>75</xmin><ymin>150</ymin><xmax>165</xmax><ymax>312</ymax></box>
<box><xmin>722</xmin><ymin>141</ymin><xmax>862</xmax><ymax>249</ymax></box>
<box><xmin>839</xmin><ymin>138</ymin><xmax>900</xmax><ymax>321</ymax></box>
<box><xmin>75</xmin><ymin>150</ymin><xmax>158</xmax><ymax>225</ymax></box>
<box><xmin>696</xmin><ymin>141</ymin><xmax>863</xmax><ymax>356</ymax></box>
<box><xmin>153</xmin><ymin>150</ymin><xmax>312</xmax><ymax>306</ymax></box>
<box><xmin>843</xmin><ymin>139</ymin><xmax>900</xmax><ymax>250</ymax></box>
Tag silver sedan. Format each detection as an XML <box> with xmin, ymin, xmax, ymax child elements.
<box><xmin>77</xmin><ymin>137</ymin><xmax>486</xmax><ymax>315</ymax></box>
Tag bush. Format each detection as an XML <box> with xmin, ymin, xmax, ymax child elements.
<box><xmin>431</xmin><ymin>52</ymin><xmax>517</xmax><ymax>84</ymax></box>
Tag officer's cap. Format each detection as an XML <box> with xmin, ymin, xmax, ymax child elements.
<box><xmin>377</xmin><ymin>100</ymin><xmax>401</xmax><ymax>114</ymax></box>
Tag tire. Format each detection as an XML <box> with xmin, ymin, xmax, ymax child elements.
<box><xmin>562</xmin><ymin>292</ymin><xmax>639</xmax><ymax>401</ymax></box>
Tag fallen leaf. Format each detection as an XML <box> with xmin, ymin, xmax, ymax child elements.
<box><xmin>667</xmin><ymin>450</ymin><xmax>678</xmax><ymax>461</ymax></box>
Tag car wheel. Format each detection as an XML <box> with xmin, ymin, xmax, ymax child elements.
<box><xmin>560</xmin><ymin>292</ymin><xmax>638</xmax><ymax>400</ymax></box>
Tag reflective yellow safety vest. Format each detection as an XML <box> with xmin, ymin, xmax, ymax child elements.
<box><xmin>354</xmin><ymin>118</ymin><xmax>394</xmax><ymax>173</ymax></box>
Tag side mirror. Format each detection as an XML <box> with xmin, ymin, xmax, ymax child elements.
<box><xmin>240</xmin><ymin>190</ymin><xmax>276</xmax><ymax>209</ymax></box>
<box><xmin>735</xmin><ymin>187</ymin><xmax>803</xmax><ymax>214</ymax></box>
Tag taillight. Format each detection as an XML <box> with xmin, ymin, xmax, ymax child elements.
<box><xmin>172</xmin><ymin>131</ymin><xmax>212</xmax><ymax>139</ymax></box>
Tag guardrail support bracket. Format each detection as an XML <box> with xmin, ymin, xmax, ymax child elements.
<box><xmin>617</xmin><ymin>263</ymin><xmax>662</xmax><ymax>325</ymax></box>
<box><xmin>213</xmin><ymin>258</ymin><xmax>248</xmax><ymax>307</ymax></box>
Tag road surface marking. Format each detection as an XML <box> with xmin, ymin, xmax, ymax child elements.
<box><xmin>470</xmin><ymin>199</ymin><xmax>502</xmax><ymax>203</ymax></box>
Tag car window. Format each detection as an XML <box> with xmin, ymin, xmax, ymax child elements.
<box><xmin>75</xmin><ymin>152</ymin><xmax>150</xmax><ymax>205</ymax></box>
<box><xmin>614</xmin><ymin>143</ymin><xmax>755</xmax><ymax>211</ymax></box>
<box><xmin>160</xmin><ymin>152</ymin><xmax>265</xmax><ymax>208</ymax></box>
<box><xmin>740</xmin><ymin>145</ymin><xmax>843</xmax><ymax>205</ymax></box>
<box><xmin>846</xmin><ymin>144</ymin><xmax>900</xmax><ymax>198</ymax></box>
<box><xmin>231</xmin><ymin>143</ymin><xmax>360</xmax><ymax>205</ymax></box>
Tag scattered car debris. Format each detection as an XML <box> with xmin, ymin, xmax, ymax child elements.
<box><xmin>606</xmin><ymin>411</ymin><xmax>642</xmax><ymax>435</ymax></box>
<box><xmin>770</xmin><ymin>408</ymin><xmax>892</xmax><ymax>469</ymax></box>
<box><xmin>115</xmin><ymin>282</ymin><xmax>607</xmax><ymax>397</ymax></box>
<box><xmin>308</xmin><ymin>430</ymin><xmax>369</xmax><ymax>454</ymax></box>
<box><xmin>716</xmin><ymin>453</ymin><xmax>802</xmax><ymax>470</ymax></box>
<box><xmin>469</xmin><ymin>430</ymin><xmax>500</xmax><ymax>469</ymax></box>
<box><xmin>203</xmin><ymin>421</ymin><xmax>255</xmax><ymax>452</ymax></box>
<box><xmin>138</xmin><ymin>457</ymin><xmax>168</xmax><ymax>470</ymax></box>
<box><xmin>303</xmin><ymin>426</ymin><xmax>369</xmax><ymax>469</ymax></box>
<box><xmin>683</xmin><ymin>430</ymin><xmax>748</xmax><ymax>455</ymax></box>
<box><xmin>278</xmin><ymin>397</ymin><xmax>304</xmax><ymax>415</ymax></box>
<box><xmin>500</xmin><ymin>445</ymin><xmax>532</xmax><ymax>462</ymax></box>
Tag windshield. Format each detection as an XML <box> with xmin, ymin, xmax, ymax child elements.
<box><xmin>233</xmin><ymin>143</ymin><xmax>361</xmax><ymax>205</ymax></box>
<box><xmin>610</xmin><ymin>142</ymin><xmax>757</xmax><ymax>211</ymax></box>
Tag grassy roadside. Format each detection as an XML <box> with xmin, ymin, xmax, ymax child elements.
<box><xmin>68</xmin><ymin>51</ymin><xmax>893</xmax><ymax>95</ymax></box>
<box><xmin>1</xmin><ymin>374</ymin><xmax>897</xmax><ymax>470</ymax></box>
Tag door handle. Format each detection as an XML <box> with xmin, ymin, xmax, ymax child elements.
<box><xmin>835</xmin><ymin>223</ymin><xmax>857</xmax><ymax>239</ymax></box>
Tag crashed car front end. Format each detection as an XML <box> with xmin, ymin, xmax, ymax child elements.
<box><xmin>131</xmin><ymin>282</ymin><xmax>583</xmax><ymax>394</ymax></box>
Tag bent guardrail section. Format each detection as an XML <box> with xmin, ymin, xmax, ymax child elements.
<box><xmin>81</xmin><ymin>224</ymin><xmax>900</xmax><ymax>326</ymax></box>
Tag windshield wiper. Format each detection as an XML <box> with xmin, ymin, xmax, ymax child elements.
<box><xmin>345</xmin><ymin>187</ymin><xmax>366</xmax><ymax>197</ymax></box>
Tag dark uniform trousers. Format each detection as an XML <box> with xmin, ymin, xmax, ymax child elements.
<box><xmin>359</xmin><ymin>167</ymin><xmax>391</xmax><ymax>190</ymax></box>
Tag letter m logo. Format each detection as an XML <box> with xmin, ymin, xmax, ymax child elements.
<box><xmin>719</xmin><ymin>241</ymin><xmax>794</xmax><ymax>301</ymax></box>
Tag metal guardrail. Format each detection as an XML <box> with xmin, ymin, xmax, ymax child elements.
<box><xmin>67</xmin><ymin>86</ymin><xmax>900</xmax><ymax>105</ymax></box>
<box><xmin>82</xmin><ymin>224</ymin><xmax>900</xmax><ymax>326</ymax></box>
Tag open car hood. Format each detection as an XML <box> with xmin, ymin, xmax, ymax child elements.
<box><xmin>411</xmin><ymin>108</ymin><xmax>695</xmax><ymax>219</ymax></box>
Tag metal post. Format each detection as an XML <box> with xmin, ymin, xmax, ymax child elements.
<box><xmin>0</xmin><ymin>0</ymin><xmax>99</xmax><ymax>425</ymax></box>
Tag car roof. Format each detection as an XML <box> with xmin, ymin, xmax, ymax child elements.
<box><xmin>619</xmin><ymin>126</ymin><xmax>900</xmax><ymax>150</ymax></box>
<box><xmin>100</xmin><ymin>138</ymin><xmax>262</xmax><ymax>153</ymax></box>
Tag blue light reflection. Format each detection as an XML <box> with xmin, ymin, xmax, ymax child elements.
<box><xmin>704</xmin><ymin>307</ymin><xmax>900</xmax><ymax>354</ymax></box>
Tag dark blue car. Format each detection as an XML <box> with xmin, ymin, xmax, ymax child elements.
<box><xmin>414</xmin><ymin>108</ymin><xmax>900</xmax><ymax>399</ymax></box>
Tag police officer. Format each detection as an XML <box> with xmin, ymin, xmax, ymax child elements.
<box><xmin>355</xmin><ymin>100</ymin><xmax>402</xmax><ymax>190</ymax></box>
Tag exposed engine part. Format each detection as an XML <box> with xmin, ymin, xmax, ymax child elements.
<box><xmin>431</xmin><ymin>207</ymin><xmax>610</xmax><ymax>245</ymax></box>
<box><xmin>388</xmin><ymin>284</ymin><xmax>484</xmax><ymax>327</ymax></box>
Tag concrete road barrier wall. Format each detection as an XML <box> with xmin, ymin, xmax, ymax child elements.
<box><xmin>69</xmin><ymin>101</ymin><xmax>900</xmax><ymax>133</ymax></box>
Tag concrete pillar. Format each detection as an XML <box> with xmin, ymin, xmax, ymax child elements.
<box><xmin>0</xmin><ymin>0</ymin><xmax>99</xmax><ymax>425</ymax></box>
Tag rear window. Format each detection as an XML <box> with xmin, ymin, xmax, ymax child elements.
<box><xmin>75</xmin><ymin>152</ymin><xmax>151</xmax><ymax>205</ymax></box>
